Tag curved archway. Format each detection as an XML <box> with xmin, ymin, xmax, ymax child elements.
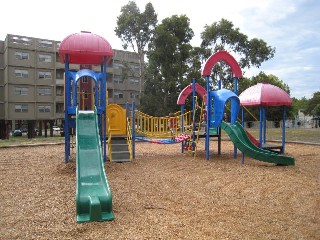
<box><xmin>75</xmin><ymin>69</ymin><xmax>99</xmax><ymax>84</ymax></box>
<box><xmin>201</xmin><ymin>50</ymin><xmax>242</xmax><ymax>78</ymax></box>
<box><xmin>177</xmin><ymin>83</ymin><xmax>207</xmax><ymax>105</ymax></box>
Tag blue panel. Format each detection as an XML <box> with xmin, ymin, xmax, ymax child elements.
<box><xmin>209</xmin><ymin>89</ymin><xmax>240</xmax><ymax>127</ymax></box>
<box><xmin>75</xmin><ymin>69</ymin><xmax>98</xmax><ymax>84</ymax></box>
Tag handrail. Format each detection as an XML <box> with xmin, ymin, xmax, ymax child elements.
<box><xmin>107</xmin><ymin>117</ymin><xmax>112</xmax><ymax>161</ymax></box>
<box><xmin>126</xmin><ymin>117</ymin><xmax>133</xmax><ymax>161</ymax></box>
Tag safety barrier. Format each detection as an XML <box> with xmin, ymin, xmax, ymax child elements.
<box><xmin>134</xmin><ymin>110</ymin><xmax>193</xmax><ymax>138</ymax></box>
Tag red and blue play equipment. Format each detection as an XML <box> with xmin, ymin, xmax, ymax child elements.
<box><xmin>58</xmin><ymin>31</ymin><xmax>114</xmax><ymax>223</ymax></box>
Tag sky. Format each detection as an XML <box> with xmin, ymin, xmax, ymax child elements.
<box><xmin>1</xmin><ymin>0</ymin><xmax>319</xmax><ymax>99</ymax></box>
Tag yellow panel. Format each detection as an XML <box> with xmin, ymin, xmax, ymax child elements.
<box><xmin>106</xmin><ymin>104</ymin><xmax>126</xmax><ymax>135</ymax></box>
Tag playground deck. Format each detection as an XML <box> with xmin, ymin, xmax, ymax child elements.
<box><xmin>0</xmin><ymin>140</ymin><xmax>319</xmax><ymax>239</ymax></box>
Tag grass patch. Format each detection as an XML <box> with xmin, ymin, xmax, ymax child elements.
<box><xmin>0</xmin><ymin>134</ymin><xmax>65</xmax><ymax>147</ymax></box>
<box><xmin>1</xmin><ymin>128</ymin><xmax>319</xmax><ymax>147</ymax></box>
<box><xmin>222</xmin><ymin>127</ymin><xmax>320</xmax><ymax>144</ymax></box>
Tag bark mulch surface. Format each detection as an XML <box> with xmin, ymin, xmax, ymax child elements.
<box><xmin>0</xmin><ymin>140</ymin><xmax>319</xmax><ymax>240</ymax></box>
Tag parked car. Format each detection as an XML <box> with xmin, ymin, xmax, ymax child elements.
<box><xmin>12</xmin><ymin>129</ymin><xmax>22</xmax><ymax>137</ymax></box>
<box><xmin>53</xmin><ymin>126</ymin><xmax>61</xmax><ymax>131</ymax></box>
<box><xmin>20</xmin><ymin>128</ymin><xmax>28</xmax><ymax>133</ymax></box>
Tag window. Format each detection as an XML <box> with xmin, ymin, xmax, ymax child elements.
<box><xmin>11</xmin><ymin>36</ymin><xmax>32</xmax><ymax>45</ymax></box>
<box><xmin>114</xmin><ymin>92</ymin><xmax>124</xmax><ymax>99</ymax></box>
<box><xmin>56</xmin><ymin>87</ymin><xmax>63</xmax><ymax>96</ymax></box>
<box><xmin>15</xmin><ymin>87</ymin><xmax>29</xmax><ymax>95</ymax></box>
<box><xmin>56</xmin><ymin>71</ymin><xmax>64</xmax><ymax>79</ymax></box>
<box><xmin>37</xmin><ymin>40</ymin><xmax>53</xmax><ymax>48</ymax></box>
<box><xmin>129</xmin><ymin>77</ymin><xmax>139</xmax><ymax>85</ymax></box>
<box><xmin>113</xmin><ymin>62</ymin><xmax>123</xmax><ymax>69</ymax></box>
<box><xmin>15</xmin><ymin>104</ymin><xmax>28</xmax><ymax>112</ymax></box>
<box><xmin>15</xmin><ymin>69</ymin><xmax>29</xmax><ymax>78</ymax></box>
<box><xmin>130</xmin><ymin>92</ymin><xmax>139</xmax><ymax>99</ymax></box>
<box><xmin>131</xmin><ymin>64</ymin><xmax>140</xmax><ymax>71</ymax></box>
<box><xmin>56</xmin><ymin>103</ymin><xmax>64</xmax><ymax>113</ymax></box>
<box><xmin>114</xmin><ymin>75</ymin><xmax>123</xmax><ymax>84</ymax></box>
<box><xmin>38</xmin><ymin>54</ymin><xmax>52</xmax><ymax>63</ymax></box>
<box><xmin>38</xmin><ymin>71</ymin><xmax>52</xmax><ymax>79</ymax></box>
<box><xmin>15</xmin><ymin>51</ymin><xmax>29</xmax><ymax>60</ymax></box>
<box><xmin>38</xmin><ymin>87</ymin><xmax>52</xmax><ymax>96</ymax></box>
<box><xmin>107</xmin><ymin>90</ymin><xmax>113</xmax><ymax>98</ymax></box>
<box><xmin>38</xmin><ymin>105</ymin><xmax>51</xmax><ymax>113</ymax></box>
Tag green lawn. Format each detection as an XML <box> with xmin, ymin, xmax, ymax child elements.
<box><xmin>222</xmin><ymin>127</ymin><xmax>320</xmax><ymax>144</ymax></box>
<box><xmin>0</xmin><ymin>134</ymin><xmax>65</xmax><ymax>147</ymax></box>
<box><xmin>1</xmin><ymin>127</ymin><xmax>319</xmax><ymax>147</ymax></box>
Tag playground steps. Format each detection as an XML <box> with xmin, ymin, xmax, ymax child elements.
<box><xmin>109</xmin><ymin>135</ymin><xmax>130</xmax><ymax>162</ymax></box>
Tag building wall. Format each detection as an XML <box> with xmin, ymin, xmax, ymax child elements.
<box><xmin>0</xmin><ymin>41</ymin><xmax>4</xmax><ymax>120</ymax></box>
<box><xmin>0</xmin><ymin>33</ymin><xmax>143</xmax><ymax>127</ymax></box>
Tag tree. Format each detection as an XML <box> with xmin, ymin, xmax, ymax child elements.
<box><xmin>290</xmin><ymin>96</ymin><xmax>309</xmax><ymax>117</ymax></box>
<box><xmin>141</xmin><ymin>15</ymin><xmax>194</xmax><ymax>116</ymax></box>
<box><xmin>248</xmin><ymin>71</ymin><xmax>290</xmax><ymax>94</ymax></box>
<box><xmin>201</xmin><ymin>19</ymin><xmax>275</xmax><ymax>89</ymax></box>
<box><xmin>115</xmin><ymin>1</ymin><xmax>157</xmax><ymax>93</ymax></box>
<box><xmin>304</xmin><ymin>92</ymin><xmax>320</xmax><ymax>117</ymax></box>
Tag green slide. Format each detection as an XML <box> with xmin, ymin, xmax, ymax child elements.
<box><xmin>76</xmin><ymin>109</ymin><xmax>114</xmax><ymax>223</ymax></box>
<box><xmin>221</xmin><ymin>121</ymin><xmax>295</xmax><ymax>166</ymax></box>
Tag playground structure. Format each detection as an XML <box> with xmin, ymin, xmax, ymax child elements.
<box><xmin>59</xmin><ymin>31</ymin><xmax>114</xmax><ymax>223</ymax></box>
<box><xmin>58</xmin><ymin>31</ymin><xmax>295</xmax><ymax>223</ymax></box>
<box><xmin>122</xmin><ymin>51</ymin><xmax>294</xmax><ymax>166</ymax></box>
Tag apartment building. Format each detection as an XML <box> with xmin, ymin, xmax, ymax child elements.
<box><xmin>0</xmin><ymin>34</ymin><xmax>143</xmax><ymax>139</ymax></box>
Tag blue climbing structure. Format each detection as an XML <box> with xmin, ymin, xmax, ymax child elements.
<box><xmin>58</xmin><ymin>31</ymin><xmax>114</xmax><ymax>163</ymax></box>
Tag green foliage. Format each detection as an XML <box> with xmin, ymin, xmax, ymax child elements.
<box><xmin>201</xmin><ymin>19</ymin><xmax>275</xmax><ymax>89</ymax></box>
<box><xmin>115</xmin><ymin>1</ymin><xmax>157</xmax><ymax>92</ymax></box>
<box><xmin>115</xmin><ymin>1</ymin><xmax>157</xmax><ymax>53</ymax></box>
<box><xmin>291</xmin><ymin>96</ymin><xmax>309</xmax><ymax>116</ymax></box>
<box><xmin>304</xmin><ymin>92</ymin><xmax>320</xmax><ymax>116</ymax></box>
<box><xmin>141</xmin><ymin>15</ymin><xmax>194</xmax><ymax>116</ymax></box>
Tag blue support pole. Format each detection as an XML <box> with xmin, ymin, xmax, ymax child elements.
<box><xmin>73</xmin><ymin>77</ymin><xmax>77</xmax><ymax>108</ymax></box>
<box><xmin>131</xmin><ymin>102</ymin><xmax>136</xmax><ymax>159</ymax></box>
<box><xmin>64</xmin><ymin>54</ymin><xmax>70</xmax><ymax>163</ymax></box>
<box><xmin>206</xmin><ymin>76</ymin><xmax>210</xmax><ymax>160</ymax></box>
<box><xmin>259</xmin><ymin>106</ymin><xmax>263</xmax><ymax>148</ymax></box>
<box><xmin>282</xmin><ymin>106</ymin><xmax>286</xmax><ymax>154</ymax></box>
<box><xmin>102</xmin><ymin>57</ymin><xmax>107</xmax><ymax>162</ymax></box>
<box><xmin>241</xmin><ymin>107</ymin><xmax>245</xmax><ymax>164</ymax></box>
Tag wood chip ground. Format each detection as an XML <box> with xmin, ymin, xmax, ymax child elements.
<box><xmin>0</xmin><ymin>140</ymin><xmax>319</xmax><ymax>239</ymax></box>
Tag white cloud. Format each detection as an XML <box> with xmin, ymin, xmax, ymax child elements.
<box><xmin>1</xmin><ymin>0</ymin><xmax>318</xmax><ymax>99</ymax></box>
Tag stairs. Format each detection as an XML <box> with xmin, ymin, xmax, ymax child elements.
<box><xmin>109</xmin><ymin>135</ymin><xmax>131</xmax><ymax>162</ymax></box>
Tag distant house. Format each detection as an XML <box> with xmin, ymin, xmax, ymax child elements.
<box><xmin>295</xmin><ymin>109</ymin><xmax>315</xmax><ymax>128</ymax></box>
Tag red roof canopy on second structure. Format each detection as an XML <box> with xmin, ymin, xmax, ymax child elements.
<box><xmin>58</xmin><ymin>31</ymin><xmax>114</xmax><ymax>65</ymax></box>
<box><xmin>239</xmin><ymin>82</ymin><xmax>292</xmax><ymax>106</ymax></box>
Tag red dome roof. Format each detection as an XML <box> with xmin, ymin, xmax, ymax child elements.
<box><xmin>58</xmin><ymin>31</ymin><xmax>114</xmax><ymax>65</ymax></box>
<box><xmin>239</xmin><ymin>82</ymin><xmax>292</xmax><ymax>106</ymax></box>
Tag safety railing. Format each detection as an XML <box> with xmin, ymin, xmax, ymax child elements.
<box><xmin>134</xmin><ymin>110</ymin><xmax>193</xmax><ymax>138</ymax></box>
<box><xmin>107</xmin><ymin>117</ymin><xmax>112</xmax><ymax>161</ymax></box>
<box><xmin>126</xmin><ymin>117</ymin><xmax>133</xmax><ymax>161</ymax></box>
